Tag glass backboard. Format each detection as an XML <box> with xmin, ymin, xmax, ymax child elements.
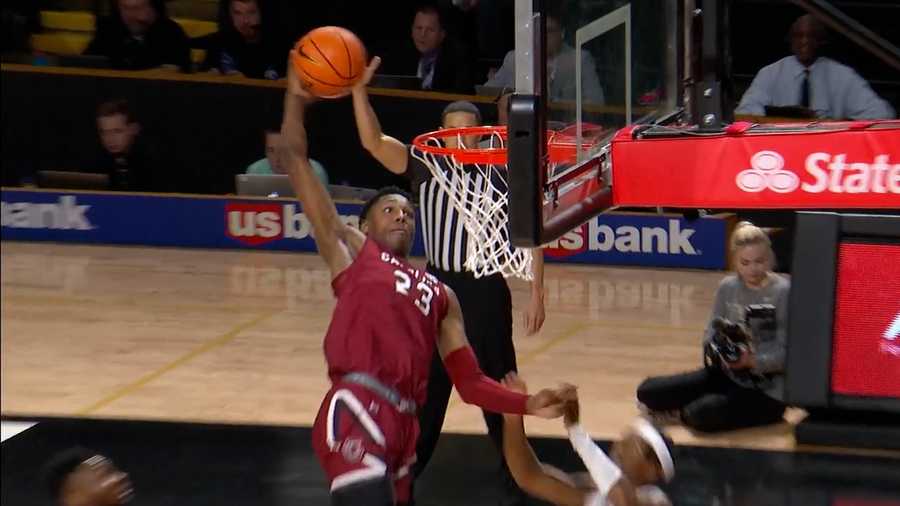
<box><xmin>507</xmin><ymin>0</ymin><xmax>682</xmax><ymax>247</ymax></box>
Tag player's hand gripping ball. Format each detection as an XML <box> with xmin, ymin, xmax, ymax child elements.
<box><xmin>290</xmin><ymin>26</ymin><xmax>367</xmax><ymax>99</ymax></box>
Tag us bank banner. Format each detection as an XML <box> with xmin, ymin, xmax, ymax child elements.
<box><xmin>2</xmin><ymin>189</ymin><xmax>729</xmax><ymax>269</ymax></box>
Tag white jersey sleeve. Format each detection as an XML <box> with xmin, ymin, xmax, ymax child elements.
<box><xmin>567</xmin><ymin>424</ymin><xmax>623</xmax><ymax>502</ymax></box>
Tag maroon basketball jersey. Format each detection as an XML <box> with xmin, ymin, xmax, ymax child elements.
<box><xmin>324</xmin><ymin>238</ymin><xmax>450</xmax><ymax>405</ymax></box>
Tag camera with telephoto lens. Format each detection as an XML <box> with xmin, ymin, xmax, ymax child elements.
<box><xmin>705</xmin><ymin>304</ymin><xmax>777</xmax><ymax>366</ymax></box>
<box><xmin>744</xmin><ymin>304</ymin><xmax>776</xmax><ymax>344</ymax></box>
<box><xmin>707</xmin><ymin>317</ymin><xmax>753</xmax><ymax>364</ymax></box>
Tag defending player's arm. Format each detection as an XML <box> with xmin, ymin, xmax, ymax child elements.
<box><xmin>564</xmin><ymin>400</ymin><xmax>643</xmax><ymax>506</ymax></box>
<box><xmin>501</xmin><ymin>373</ymin><xmax>588</xmax><ymax>506</ymax></box>
<box><xmin>351</xmin><ymin>56</ymin><xmax>409</xmax><ymax>174</ymax></box>
<box><xmin>282</xmin><ymin>59</ymin><xmax>365</xmax><ymax>276</ymax></box>
<box><xmin>436</xmin><ymin>286</ymin><xmax>570</xmax><ymax>417</ymax></box>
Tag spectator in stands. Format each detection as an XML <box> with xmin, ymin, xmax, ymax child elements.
<box><xmin>93</xmin><ymin>99</ymin><xmax>165</xmax><ymax>192</ymax></box>
<box><xmin>1</xmin><ymin>1</ymin><xmax>39</xmax><ymax>54</ymax></box>
<box><xmin>635</xmin><ymin>222</ymin><xmax>789</xmax><ymax>433</ymax></box>
<box><xmin>383</xmin><ymin>4</ymin><xmax>475</xmax><ymax>94</ymax></box>
<box><xmin>43</xmin><ymin>447</ymin><xmax>133</xmax><ymax>506</ymax></box>
<box><xmin>199</xmin><ymin>0</ymin><xmax>286</xmax><ymax>79</ymax></box>
<box><xmin>735</xmin><ymin>14</ymin><xmax>895</xmax><ymax>120</ymax></box>
<box><xmin>444</xmin><ymin>0</ymin><xmax>514</xmax><ymax>67</ymax></box>
<box><xmin>84</xmin><ymin>0</ymin><xmax>191</xmax><ymax>71</ymax></box>
<box><xmin>246</xmin><ymin>127</ymin><xmax>329</xmax><ymax>185</ymax></box>
<box><xmin>496</xmin><ymin>88</ymin><xmax>514</xmax><ymax>126</ymax></box>
<box><xmin>484</xmin><ymin>12</ymin><xmax>605</xmax><ymax>104</ymax></box>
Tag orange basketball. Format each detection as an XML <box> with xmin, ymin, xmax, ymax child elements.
<box><xmin>291</xmin><ymin>26</ymin><xmax>367</xmax><ymax>99</ymax></box>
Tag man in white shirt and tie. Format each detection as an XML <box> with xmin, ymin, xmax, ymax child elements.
<box><xmin>735</xmin><ymin>14</ymin><xmax>895</xmax><ymax>120</ymax></box>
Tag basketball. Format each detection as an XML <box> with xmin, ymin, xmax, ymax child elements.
<box><xmin>291</xmin><ymin>26</ymin><xmax>368</xmax><ymax>99</ymax></box>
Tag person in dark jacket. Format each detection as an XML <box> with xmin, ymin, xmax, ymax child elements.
<box><xmin>84</xmin><ymin>0</ymin><xmax>190</xmax><ymax>71</ymax></box>
<box><xmin>92</xmin><ymin>99</ymin><xmax>167</xmax><ymax>192</ymax></box>
<box><xmin>383</xmin><ymin>4</ymin><xmax>475</xmax><ymax>94</ymax></box>
<box><xmin>199</xmin><ymin>0</ymin><xmax>287</xmax><ymax>79</ymax></box>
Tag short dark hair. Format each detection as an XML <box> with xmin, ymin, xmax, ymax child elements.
<box><xmin>96</xmin><ymin>99</ymin><xmax>136</xmax><ymax>123</ymax></box>
<box><xmin>788</xmin><ymin>14</ymin><xmax>827</xmax><ymax>43</ymax></box>
<box><xmin>42</xmin><ymin>447</ymin><xmax>94</xmax><ymax>499</ymax></box>
<box><xmin>262</xmin><ymin>127</ymin><xmax>281</xmax><ymax>145</ymax></box>
<box><xmin>414</xmin><ymin>4</ymin><xmax>444</xmax><ymax>29</ymax></box>
<box><xmin>441</xmin><ymin>101</ymin><xmax>482</xmax><ymax>126</ymax></box>
<box><xmin>359</xmin><ymin>186</ymin><xmax>413</xmax><ymax>225</ymax></box>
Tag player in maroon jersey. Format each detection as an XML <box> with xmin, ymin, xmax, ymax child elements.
<box><xmin>281</xmin><ymin>61</ymin><xmax>573</xmax><ymax>506</ymax></box>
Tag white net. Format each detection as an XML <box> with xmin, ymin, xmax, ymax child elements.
<box><xmin>411</xmin><ymin>131</ymin><xmax>534</xmax><ymax>281</ymax></box>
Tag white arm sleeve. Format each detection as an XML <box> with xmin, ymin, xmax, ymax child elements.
<box><xmin>567</xmin><ymin>424</ymin><xmax>622</xmax><ymax>498</ymax></box>
<box><xmin>583</xmin><ymin>491</ymin><xmax>604</xmax><ymax>506</ymax></box>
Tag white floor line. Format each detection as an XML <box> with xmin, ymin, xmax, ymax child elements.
<box><xmin>1</xmin><ymin>421</ymin><xmax>38</xmax><ymax>442</ymax></box>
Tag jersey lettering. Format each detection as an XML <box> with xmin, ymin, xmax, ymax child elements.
<box><xmin>394</xmin><ymin>270</ymin><xmax>412</xmax><ymax>295</ymax></box>
<box><xmin>393</xmin><ymin>269</ymin><xmax>434</xmax><ymax>316</ymax></box>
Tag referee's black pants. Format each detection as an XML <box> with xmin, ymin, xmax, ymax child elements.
<box><xmin>412</xmin><ymin>265</ymin><xmax>521</xmax><ymax>500</ymax></box>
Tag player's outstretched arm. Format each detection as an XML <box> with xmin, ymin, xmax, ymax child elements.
<box><xmin>351</xmin><ymin>56</ymin><xmax>409</xmax><ymax>174</ymax></box>
<box><xmin>501</xmin><ymin>373</ymin><xmax>587</xmax><ymax>506</ymax></box>
<box><xmin>564</xmin><ymin>401</ymin><xmax>645</xmax><ymax>506</ymax></box>
<box><xmin>282</xmin><ymin>58</ymin><xmax>364</xmax><ymax>277</ymax></box>
<box><xmin>437</xmin><ymin>287</ymin><xmax>572</xmax><ymax>418</ymax></box>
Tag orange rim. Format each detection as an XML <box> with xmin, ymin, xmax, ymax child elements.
<box><xmin>412</xmin><ymin>125</ymin><xmax>605</xmax><ymax>166</ymax></box>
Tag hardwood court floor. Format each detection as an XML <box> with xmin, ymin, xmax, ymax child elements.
<box><xmin>1</xmin><ymin>241</ymin><xmax>808</xmax><ymax>451</ymax></box>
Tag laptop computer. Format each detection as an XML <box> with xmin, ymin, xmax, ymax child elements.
<box><xmin>474</xmin><ymin>85</ymin><xmax>513</xmax><ymax>101</ymax></box>
<box><xmin>235</xmin><ymin>174</ymin><xmax>295</xmax><ymax>198</ymax></box>
<box><xmin>2</xmin><ymin>53</ymin><xmax>112</xmax><ymax>69</ymax></box>
<box><xmin>37</xmin><ymin>171</ymin><xmax>110</xmax><ymax>190</ymax></box>
<box><xmin>234</xmin><ymin>174</ymin><xmax>378</xmax><ymax>202</ymax></box>
<box><xmin>368</xmin><ymin>74</ymin><xmax>423</xmax><ymax>90</ymax></box>
<box><xmin>764</xmin><ymin>105</ymin><xmax>817</xmax><ymax>119</ymax></box>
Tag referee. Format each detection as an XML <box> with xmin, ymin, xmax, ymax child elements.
<box><xmin>350</xmin><ymin>57</ymin><xmax>546</xmax><ymax>504</ymax></box>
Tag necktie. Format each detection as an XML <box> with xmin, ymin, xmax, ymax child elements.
<box><xmin>420</xmin><ymin>57</ymin><xmax>435</xmax><ymax>89</ymax></box>
<box><xmin>800</xmin><ymin>69</ymin><xmax>810</xmax><ymax>108</ymax></box>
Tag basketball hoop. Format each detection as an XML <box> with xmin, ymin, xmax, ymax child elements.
<box><xmin>411</xmin><ymin>125</ymin><xmax>599</xmax><ymax>280</ymax></box>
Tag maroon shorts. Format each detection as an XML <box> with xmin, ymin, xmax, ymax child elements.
<box><xmin>312</xmin><ymin>382</ymin><xmax>419</xmax><ymax>503</ymax></box>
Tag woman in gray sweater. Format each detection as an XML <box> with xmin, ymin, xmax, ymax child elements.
<box><xmin>636</xmin><ymin>222</ymin><xmax>789</xmax><ymax>433</ymax></box>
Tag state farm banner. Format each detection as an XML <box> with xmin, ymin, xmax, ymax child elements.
<box><xmin>611</xmin><ymin>121</ymin><xmax>900</xmax><ymax>209</ymax></box>
<box><xmin>1</xmin><ymin>189</ymin><xmax>730</xmax><ymax>269</ymax></box>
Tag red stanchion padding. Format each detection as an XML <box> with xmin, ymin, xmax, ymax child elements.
<box><xmin>611</xmin><ymin>121</ymin><xmax>900</xmax><ymax>209</ymax></box>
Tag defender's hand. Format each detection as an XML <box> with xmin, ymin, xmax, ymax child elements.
<box><xmin>563</xmin><ymin>397</ymin><xmax>580</xmax><ymax>427</ymax></box>
<box><xmin>526</xmin><ymin>383</ymin><xmax>577</xmax><ymax>419</ymax></box>
<box><xmin>352</xmin><ymin>56</ymin><xmax>382</xmax><ymax>92</ymax></box>
<box><xmin>286</xmin><ymin>52</ymin><xmax>314</xmax><ymax>99</ymax></box>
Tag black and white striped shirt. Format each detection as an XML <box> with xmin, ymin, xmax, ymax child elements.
<box><xmin>405</xmin><ymin>147</ymin><xmax>507</xmax><ymax>273</ymax></box>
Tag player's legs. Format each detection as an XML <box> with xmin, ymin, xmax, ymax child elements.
<box><xmin>330</xmin><ymin>476</ymin><xmax>394</xmax><ymax>506</ymax></box>
<box><xmin>682</xmin><ymin>385</ymin><xmax>786</xmax><ymax>433</ymax></box>
<box><xmin>445</xmin><ymin>269</ymin><xmax>524</xmax><ymax>502</ymax></box>
<box><xmin>413</xmin><ymin>267</ymin><xmax>523</xmax><ymax>503</ymax></box>
<box><xmin>468</xmin><ymin>273</ymin><xmax>524</xmax><ymax>504</ymax></box>
<box><xmin>636</xmin><ymin>367</ymin><xmax>726</xmax><ymax>412</ymax></box>
<box><xmin>412</xmin><ymin>266</ymin><xmax>471</xmax><ymax>481</ymax></box>
<box><xmin>313</xmin><ymin>384</ymin><xmax>416</xmax><ymax>505</ymax></box>
<box><xmin>411</xmin><ymin>349</ymin><xmax>452</xmax><ymax>479</ymax></box>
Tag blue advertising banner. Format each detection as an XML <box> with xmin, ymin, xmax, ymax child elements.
<box><xmin>543</xmin><ymin>213</ymin><xmax>730</xmax><ymax>269</ymax></box>
<box><xmin>1</xmin><ymin>189</ymin><xmax>729</xmax><ymax>269</ymax></box>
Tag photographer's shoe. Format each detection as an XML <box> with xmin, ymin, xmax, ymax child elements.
<box><xmin>637</xmin><ymin>402</ymin><xmax>682</xmax><ymax>426</ymax></box>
